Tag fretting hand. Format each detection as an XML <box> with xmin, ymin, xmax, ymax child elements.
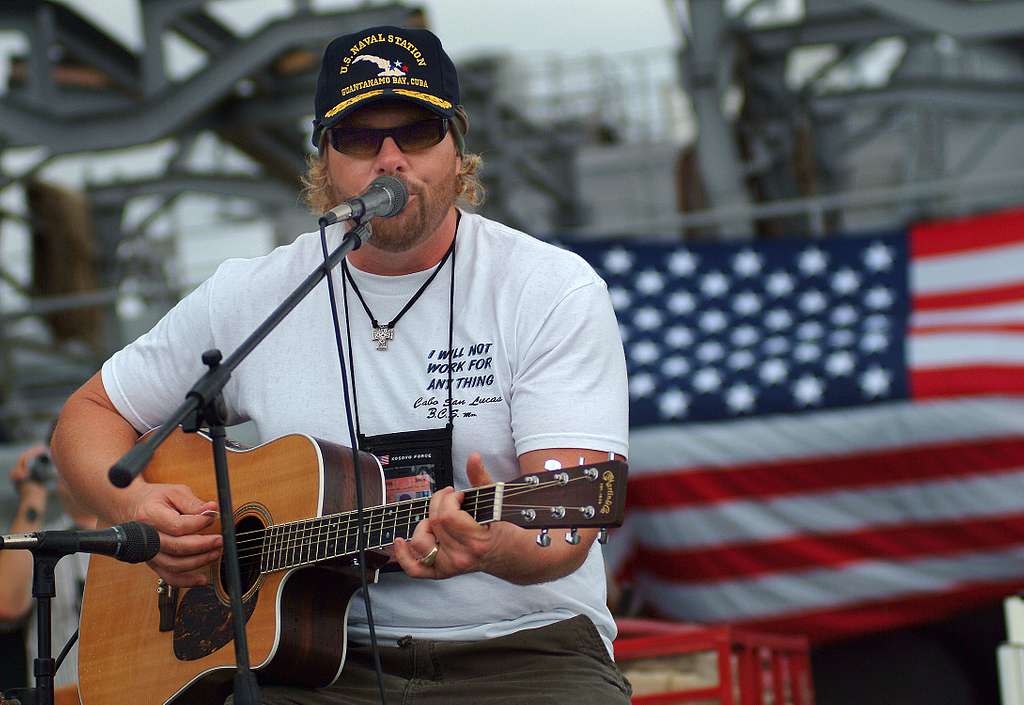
<box><xmin>393</xmin><ymin>452</ymin><xmax>507</xmax><ymax>579</ymax></box>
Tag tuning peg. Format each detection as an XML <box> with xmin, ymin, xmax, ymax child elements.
<box><xmin>598</xmin><ymin>528</ymin><xmax>609</xmax><ymax>545</ymax></box>
<box><xmin>536</xmin><ymin>529</ymin><xmax>551</xmax><ymax>547</ymax></box>
<box><xmin>565</xmin><ymin>528</ymin><xmax>581</xmax><ymax>545</ymax></box>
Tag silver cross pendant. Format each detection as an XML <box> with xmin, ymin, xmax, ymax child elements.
<box><xmin>372</xmin><ymin>324</ymin><xmax>394</xmax><ymax>351</ymax></box>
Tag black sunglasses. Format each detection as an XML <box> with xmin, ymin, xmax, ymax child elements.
<box><xmin>328</xmin><ymin>117</ymin><xmax>449</xmax><ymax>157</ymax></box>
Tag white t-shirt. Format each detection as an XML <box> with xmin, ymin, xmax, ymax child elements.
<box><xmin>102</xmin><ymin>211</ymin><xmax>629</xmax><ymax>654</ymax></box>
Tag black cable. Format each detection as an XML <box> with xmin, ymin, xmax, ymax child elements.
<box><xmin>446</xmin><ymin>225</ymin><xmax>456</xmax><ymax>423</ymax></box>
<box><xmin>319</xmin><ymin>221</ymin><xmax>389</xmax><ymax>705</ymax></box>
<box><xmin>53</xmin><ymin>627</ymin><xmax>77</xmax><ymax>674</ymax></box>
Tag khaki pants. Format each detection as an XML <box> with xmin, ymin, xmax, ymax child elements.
<box><xmin>228</xmin><ymin>615</ymin><xmax>632</xmax><ymax>705</ymax></box>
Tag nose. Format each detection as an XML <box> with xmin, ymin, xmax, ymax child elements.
<box><xmin>375</xmin><ymin>136</ymin><xmax>408</xmax><ymax>174</ymax></box>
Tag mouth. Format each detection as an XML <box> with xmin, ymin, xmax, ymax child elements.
<box><xmin>398</xmin><ymin>193</ymin><xmax>417</xmax><ymax>211</ymax></box>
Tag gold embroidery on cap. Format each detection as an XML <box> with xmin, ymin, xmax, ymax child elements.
<box><xmin>324</xmin><ymin>90</ymin><xmax>385</xmax><ymax>119</ymax></box>
<box><xmin>392</xmin><ymin>89</ymin><xmax>452</xmax><ymax>110</ymax></box>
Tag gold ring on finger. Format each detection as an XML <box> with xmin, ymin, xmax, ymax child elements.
<box><xmin>419</xmin><ymin>544</ymin><xmax>440</xmax><ymax>567</ymax></box>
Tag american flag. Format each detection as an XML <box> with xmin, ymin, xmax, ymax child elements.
<box><xmin>568</xmin><ymin>208</ymin><xmax>1024</xmax><ymax>642</ymax></box>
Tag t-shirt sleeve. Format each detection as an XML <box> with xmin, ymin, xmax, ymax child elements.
<box><xmin>510</xmin><ymin>276</ymin><xmax>629</xmax><ymax>459</ymax></box>
<box><xmin>101</xmin><ymin>276</ymin><xmax>221</xmax><ymax>434</ymax></box>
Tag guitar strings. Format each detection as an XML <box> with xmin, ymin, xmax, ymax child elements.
<box><xmin>230</xmin><ymin>478</ymin><xmax>574</xmax><ymax>548</ymax></box>
<box><xmin>234</xmin><ymin>483</ymin><xmax>514</xmax><ymax>561</ymax></box>
<box><xmin>234</xmin><ymin>487</ymin><xmax>502</xmax><ymax>569</ymax></box>
<box><xmin>233</xmin><ymin>477</ymin><xmax>585</xmax><ymax>551</ymax></box>
<box><xmin>233</xmin><ymin>499</ymin><xmax>600</xmax><ymax>574</ymax></box>
<box><xmin>226</xmin><ymin>477</ymin><xmax>601</xmax><ymax>567</ymax></box>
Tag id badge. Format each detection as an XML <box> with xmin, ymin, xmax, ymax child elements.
<box><xmin>358</xmin><ymin>425</ymin><xmax>454</xmax><ymax>505</ymax></box>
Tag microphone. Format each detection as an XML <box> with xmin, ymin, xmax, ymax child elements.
<box><xmin>0</xmin><ymin>521</ymin><xmax>160</xmax><ymax>564</ymax></box>
<box><xmin>319</xmin><ymin>175</ymin><xmax>408</xmax><ymax>226</ymax></box>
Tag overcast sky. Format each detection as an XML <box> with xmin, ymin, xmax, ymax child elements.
<box><xmin>55</xmin><ymin>0</ymin><xmax>683</xmax><ymax>61</ymax></box>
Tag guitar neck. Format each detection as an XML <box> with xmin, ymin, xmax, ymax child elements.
<box><xmin>258</xmin><ymin>486</ymin><xmax>500</xmax><ymax>573</ymax></box>
<box><xmin>254</xmin><ymin>459</ymin><xmax>627</xmax><ymax>574</ymax></box>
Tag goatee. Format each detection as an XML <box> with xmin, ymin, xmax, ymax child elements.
<box><xmin>361</xmin><ymin>169</ymin><xmax>459</xmax><ymax>254</ymax></box>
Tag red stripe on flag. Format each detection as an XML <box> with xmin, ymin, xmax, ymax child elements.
<box><xmin>913</xmin><ymin>281</ymin><xmax>1024</xmax><ymax>311</ymax></box>
<box><xmin>636</xmin><ymin>513</ymin><xmax>1024</xmax><ymax>583</ymax></box>
<box><xmin>627</xmin><ymin>436</ymin><xmax>1024</xmax><ymax>509</ymax></box>
<box><xmin>911</xmin><ymin>366</ymin><xmax>1024</xmax><ymax>399</ymax></box>
<box><xmin>718</xmin><ymin>579</ymin><xmax>1024</xmax><ymax>644</ymax></box>
<box><xmin>911</xmin><ymin>323</ymin><xmax>1024</xmax><ymax>335</ymax></box>
<box><xmin>911</xmin><ymin>208</ymin><xmax>1024</xmax><ymax>258</ymax></box>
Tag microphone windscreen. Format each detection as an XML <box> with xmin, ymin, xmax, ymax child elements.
<box><xmin>371</xmin><ymin>175</ymin><xmax>408</xmax><ymax>217</ymax></box>
<box><xmin>120</xmin><ymin>521</ymin><xmax>161</xmax><ymax>563</ymax></box>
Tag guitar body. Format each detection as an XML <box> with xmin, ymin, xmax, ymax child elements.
<box><xmin>78</xmin><ymin>429</ymin><xmax>386</xmax><ymax>705</ymax></box>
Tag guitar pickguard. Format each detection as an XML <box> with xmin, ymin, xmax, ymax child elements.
<box><xmin>173</xmin><ymin>585</ymin><xmax>259</xmax><ymax>661</ymax></box>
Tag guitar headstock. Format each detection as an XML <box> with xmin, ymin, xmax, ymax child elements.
<box><xmin>496</xmin><ymin>459</ymin><xmax>628</xmax><ymax>538</ymax></box>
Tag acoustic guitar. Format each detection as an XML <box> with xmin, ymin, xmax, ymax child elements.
<box><xmin>77</xmin><ymin>429</ymin><xmax>627</xmax><ymax>705</ymax></box>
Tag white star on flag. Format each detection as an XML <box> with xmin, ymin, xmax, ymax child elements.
<box><xmin>701</xmin><ymin>271</ymin><xmax>730</xmax><ymax>298</ymax></box>
<box><xmin>863</xmin><ymin>241</ymin><xmax>894</xmax><ymax>271</ymax></box>
<box><xmin>859</xmin><ymin>365</ymin><xmax>892</xmax><ymax>398</ymax></box>
<box><xmin>798</xmin><ymin>247</ymin><xmax>828</xmax><ymax>275</ymax></box>
<box><xmin>733</xmin><ymin>249</ymin><xmax>764</xmax><ymax>277</ymax></box>
<box><xmin>793</xmin><ymin>375</ymin><xmax>825</xmax><ymax>405</ymax></box>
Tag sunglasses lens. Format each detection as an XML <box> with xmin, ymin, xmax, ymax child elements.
<box><xmin>329</xmin><ymin>118</ymin><xmax>448</xmax><ymax>156</ymax></box>
<box><xmin>394</xmin><ymin>119</ymin><xmax>447</xmax><ymax>151</ymax></box>
<box><xmin>330</xmin><ymin>128</ymin><xmax>383</xmax><ymax>157</ymax></box>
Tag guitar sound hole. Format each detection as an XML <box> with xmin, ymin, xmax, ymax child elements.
<box><xmin>221</xmin><ymin>515</ymin><xmax>265</xmax><ymax>596</ymax></box>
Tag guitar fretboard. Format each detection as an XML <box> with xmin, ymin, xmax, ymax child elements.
<box><xmin>258</xmin><ymin>485</ymin><xmax>501</xmax><ymax>573</ymax></box>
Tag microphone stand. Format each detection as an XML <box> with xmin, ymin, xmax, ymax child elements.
<box><xmin>0</xmin><ymin>551</ymin><xmax>62</xmax><ymax>705</ymax></box>
<box><xmin>107</xmin><ymin>219</ymin><xmax>372</xmax><ymax>705</ymax></box>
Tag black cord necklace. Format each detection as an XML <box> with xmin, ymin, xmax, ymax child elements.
<box><xmin>342</xmin><ymin>234</ymin><xmax>457</xmax><ymax>351</ymax></box>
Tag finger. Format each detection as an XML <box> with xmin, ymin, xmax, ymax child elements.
<box><xmin>151</xmin><ymin>564</ymin><xmax>212</xmax><ymax>588</ymax></box>
<box><xmin>145</xmin><ymin>501</ymin><xmax>218</xmax><ymax>537</ymax></box>
<box><xmin>159</xmin><ymin>532</ymin><xmax>223</xmax><ymax>557</ymax></box>
<box><xmin>408</xmin><ymin>517</ymin><xmax>436</xmax><ymax>553</ymax></box>
<box><xmin>466</xmin><ymin>453</ymin><xmax>494</xmax><ymax>487</ymax></box>
<box><xmin>15</xmin><ymin>445</ymin><xmax>47</xmax><ymax>469</ymax></box>
<box><xmin>392</xmin><ymin>537</ymin><xmax>432</xmax><ymax>579</ymax></box>
<box><xmin>427</xmin><ymin>486</ymin><xmax>456</xmax><ymax>516</ymax></box>
<box><xmin>392</xmin><ymin>536</ymin><xmax>415</xmax><ymax>563</ymax></box>
<box><xmin>426</xmin><ymin>489</ymin><xmax>464</xmax><ymax>545</ymax></box>
<box><xmin>434</xmin><ymin>487</ymin><xmax>478</xmax><ymax>530</ymax></box>
<box><xmin>167</xmin><ymin>488</ymin><xmax>219</xmax><ymax>517</ymax></box>
<box><xmin>151</xmin><ymin>548</ymin><xmax>222</xmax><ymax>574</ymax></box>
<box><xmin>394</xmin><ymin>523</ymin><xmax>437</xmax><ymax>564</ymax></box>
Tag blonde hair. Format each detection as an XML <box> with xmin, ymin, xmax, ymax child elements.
<box><xmin>300</xmin><ymin>134</ymin><xmax>486</xmax><ymax>215</ymax></box>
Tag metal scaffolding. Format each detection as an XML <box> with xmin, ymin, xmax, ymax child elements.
<box><xmin>2</xmin><ymin>0</ymin><xmax>1024</xmax><ymax>445</ymax></box>
<box><xmin>0</xmin><ymin>0</ymin><xmax>583</xmax><ymax>440</ymax></box>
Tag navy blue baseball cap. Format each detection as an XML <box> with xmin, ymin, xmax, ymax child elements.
<box><xmin>312</xmin><ymin>26</ymin><xmax>462</xmax><ymax>148</ymax></box>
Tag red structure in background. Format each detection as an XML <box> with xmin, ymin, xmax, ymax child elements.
<box><xmin>616</xmin><ymin>618</ymin><xmax>815</xmax><ymax>705</ymax></box>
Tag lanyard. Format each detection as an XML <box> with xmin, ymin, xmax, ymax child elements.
<box><xmin>341</xmin><ymin>221</ymin><xmax>458</xmax><ymax>438</ymax></box>
<box><xmin>343</xmin><ymin>237</ymin><xmax>455</xmax><ymax>352</ymax></box>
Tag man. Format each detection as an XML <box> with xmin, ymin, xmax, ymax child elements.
<box><xmin>52</xmin><ymin>25</ymin><xmax>630</xmax><ymax>704</ymax></box>
<box><xmin>0</xmin><ymin>432</ymin><xmax>97</xmax><ymax>693</ymax></box>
